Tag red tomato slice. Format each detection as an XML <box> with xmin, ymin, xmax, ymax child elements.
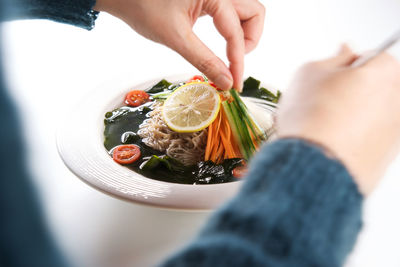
<box><xmin>125</xmin><ymin>90</ymin><xmax>150</xmax><ymax>107</ymax></box>
<box><xmin>113</xmin><ymin>145</ymin><xmax>141</xmax><ymax>164</ymax></box>
<box><xmin>208</xmin><ymin>81</ymin><xmax>222</xmax><ymax>91</ymax></box>
<box><xmin>187</xmin><ymin>75</ymin><xmax>205</xmax><ymax>83</ymax></box>
<box><xmin>232</xmin><ymin>165</ymin><xmax>248</xmax><ymax>178</ymax></box>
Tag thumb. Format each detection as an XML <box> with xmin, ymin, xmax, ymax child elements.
<box><xmin>170</xmin><ymin>30</ymin><xmax>234</xmax><ymax>90</ymax></box>
<box><xmin>324</xmin><ymin>44</ymin><xmax>358</xmax><ymax>67</ymax></box>
<box><xmin>322</xmin><ymin>44</ymin><xmax>358</xmax><ymax>67</ymax></box>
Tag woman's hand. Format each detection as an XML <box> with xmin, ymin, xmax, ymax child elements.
<box><xmin>93</xmin><ymin>0</ymin><xmax>265</xmax><ymax>91</ymax></box>
<box><xmin>277</xmin><ymin>45</ymin><xmax>400</xmax><ymax>195</ymax></box>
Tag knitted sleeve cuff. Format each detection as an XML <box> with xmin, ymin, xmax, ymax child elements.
<box><xmin>3</xmin><ymin>0</ymin><xmax>99</xmax><ymax>30</ymax></box>
<box><xmin>172</xmin><ymin>138</ymin><xmax>364</xmax><ymax>267</ymax></box>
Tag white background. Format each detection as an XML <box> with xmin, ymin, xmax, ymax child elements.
<box><xmin>2</xmin><ymin>0</ymin><xmax>400</xmax><ymax>266</ymax></box>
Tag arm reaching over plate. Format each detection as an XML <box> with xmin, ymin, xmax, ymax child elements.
<box><xmin>278</xmin><ymin>45</ymin><xmax>400</xmax><ymax>195</ymax></box>
<box><xmin>160</xmin><ymin>46</ymin><xmax>400</xmax><ymax>266</ymax></box>
<box><xmin>93</xmin><ymin>0</ymin><xmax>266</xmax><ymax>91</ymax></box>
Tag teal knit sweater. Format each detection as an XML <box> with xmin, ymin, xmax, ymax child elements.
<box><xmin>1</xmin><ymin>1</ymin><xmax>363</xmax><ymax>266</ymax></box>
<box><xmin>161</xmin><ymin>139</ymin><xmax>362</xmax><ymax>266</ymax></box>
<box><xmin>2</xmin><ymin>0</ymin><xmax>98</xmax><ymax>29</ymax></box>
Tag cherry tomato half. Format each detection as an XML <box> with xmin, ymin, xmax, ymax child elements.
<box><xmin>232</xmin><ymin>165</ymin><xmax>248</xmax><ymax>178</ymax></box>
<box><xmin>208</xmin><ymin>81</ymin><xmax>222</xmax><ymax>91</ymax></box>
<box><xmin>113</xmin><ymin>145</ymin><xmax>141</xmax><ymax>165</ymax></box>
<box><xmin>187</xmin><ymin>75</ymin><xmax>205</xmax><ymax>83</ymax></box>
<box><xmin>125</xmin><ymin>90</ymin><xmax>150</xmax><ymax>107</ymax></box>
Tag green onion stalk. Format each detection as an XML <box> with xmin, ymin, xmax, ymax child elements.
<box><xmin>221</xmin><ymin>89</ymin><xmax>266</xmax><ymax>161</ymax></box>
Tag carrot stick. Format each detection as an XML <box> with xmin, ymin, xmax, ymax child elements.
<box><xmin>215</xmin><ymin>109</ymin><xmax>223</xmax><ymax>135</ymax></box>
<box><xmin>206</xmin><ymin>105</ymin><xmax>246</xmax><ymax>163</ymax></box>
<box><xmin>221</xmin><ymin>108</ymin><xmax>241</xmax><ymax>159</ymax></box>
<box><xmin>220</xmin><ymin>125</ymin><xmax>234</xmax><ymax>158</ymax></box>
<box><xmin>215</xmin><ymin>139</ymin><xmax>224</xmax><ymax>164</ymax></box>
<box><xmin>205</xmin><ymin>116</ymin><xmax>214</xmax><ymax>161</ymax></box>
<box><xmin>208</xmin><ymin>111</ymin><xmax>223</xmax><ymax>163</ymax></box>
<box><xmin>208</xmin><ymin>120</ymin><xmax>219</xmax><ymax>161</ymax></box>
<box><xmin>224</xmin><ymin>150</ymin><xmax>229</xmax><ymax>159</ymax></box>
<box><xmin>210</xmin><ymin>137</ymin><xmax>219</xmax><ymax>162</ymax></box>
<box><xmin>223</xmin><ymin>111</ymin><xmax>242</xmax><ymax>158</ymax></box>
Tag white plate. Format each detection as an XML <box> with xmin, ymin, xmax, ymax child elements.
<box><xmin>56</xmin><ymin>74</ymin><xmax>275</xmax><ymax>210</ymax></box>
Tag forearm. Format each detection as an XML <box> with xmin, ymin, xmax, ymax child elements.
<box><xmin>162</xmin><ymin>139</ymin><xmax>363</xmax><ymax>266</ymax></box>
<box><xmin>1</xmin><ymin>0</ymin><xmax>98</xmax><ymax>30</ymax></box>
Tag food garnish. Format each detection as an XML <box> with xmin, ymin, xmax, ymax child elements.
<box><xmin>162</xmin><ymin>82</ymin><xmax>221</xmax><ymax>133</ymax></box>
<box><xmin>112</xmin><ymin>144</ymin><xmax>141</xmax><ymax>164</ymax></box>
<box><xmin>104</xmin><ymin>76</ymin><xmax>279</xmax><ymax>184</ymax></box>
<box><xmin>187</xmin><ymin>75</ymin><xmax>205</xmax><ymax>83</ymax></box>
<box><xmin>241</xmin><ymin>76</ymin><xmax>281</xmax><ymax>104</ymax></box>
<box><xmin>125</xmin><ymin>90</ymin><xmax>150</xmax><ymax>107</ymax></box>
<box><xmin>232</xmin><ymin>165</ymin><xmax>248</xmax><ymax>178</ymax></box>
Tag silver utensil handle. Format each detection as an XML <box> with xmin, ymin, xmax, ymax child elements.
<box><xmin>351</xmin><ymin>29</ymin><xmax>400</xmax><ymax>68</ymax></box>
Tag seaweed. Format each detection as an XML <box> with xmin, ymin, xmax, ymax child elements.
<box><xmin>193</xmin><ymin>158</ymin><xmax>243</xmax><ymax>184</ymax></box>
<box><xmin>103</xmin><ymin>104</ymin><xmax>152</xmax><ymax>150</ymax></box>
<box><xmin>103</xmin><ymin>77</ymin><xmax>275</xmax><ymax>185</ymax></box>
<box><xmin>146</xmin><ymin>79</ymin><xmax>172</xmax><ymax>94</ymax></box>
<box><xmin>104</xmin><ymin>103</ymin><xmax>242</xmax><ymax>184</ymax></box>
<box><xmin>241</xmin><ymin>76</ymin><xmax>281</xmax><ymax>103</ymax></box>
<box><xmin>140</xmin><ymin>155</ymin><xmax>187</xmax><ymax>172</ymax></box>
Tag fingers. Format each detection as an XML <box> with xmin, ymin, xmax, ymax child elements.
<box><xmin>206</xmin><ymin>0</ymin><xmax>245</xmax><ymax>91</ymax></box>
<box><xmin>363</xmin><ymin>52</ymin><xmax>400</xmax><ymax>72</ymax></box>
<box><xmin>170</xmin><ymin>26</ymin><xmax>234</xmax><ymax>90</ymax></box>
<box><xmin>241</xmin><ymin>13</ymin><xmax>265</xmax><ymax>53</ymax></box>
<box><xmin>363</xmin><ymin>52</ymin><xmax>400</xmax><ymax>88</ymax></box>
<box><xmin>232</xmin><ymin>0</ymin><xmax>266</xmax><ymax>53</ymax></box>
<box><xmin>322</xmin><ymin>44</ymin><xmax>358</xmax><ymax>67</ymax></box>
<box><xmin>160</xmin><ymin>0</ymin><xmax>266</xmax><ymax>92</ymax></box>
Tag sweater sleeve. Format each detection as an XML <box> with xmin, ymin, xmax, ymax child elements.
<box><xmin>161</xmin><ymin>139</ymin><xmax>363</xmax><ymax>267</ymax></box>
<box><xmin>2</xmin><ymin>0</ymin><xmax>98</xmax><ymax>30</ymax></box>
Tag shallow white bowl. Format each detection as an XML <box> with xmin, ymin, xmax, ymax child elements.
<box><xmin>56</xmin><ymin>74</ymin><xmax>275</xmax><ymax>210</ymax></box>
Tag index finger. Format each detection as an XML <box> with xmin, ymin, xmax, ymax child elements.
<box><xmin>206</xmin><ymin>0</ymin><xmax>245</xmax><ymax>91</ymax></box>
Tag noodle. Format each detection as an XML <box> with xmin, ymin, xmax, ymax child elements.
<box><xmin>138</xmin><ymin>102</ymin><xmax>208</xmax><ymax>165</ymax></box>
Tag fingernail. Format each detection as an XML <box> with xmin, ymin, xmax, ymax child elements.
<box><xmin>236</xmin><ymin>80</ymin><xmax>243</xmax><ymax>93</ymax></box>
<box><xmin>214</xmin><ymin>74</ymin><xmax>233</xmax><ymax>91</ymax></box>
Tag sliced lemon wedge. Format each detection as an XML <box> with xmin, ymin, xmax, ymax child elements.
<box><xmin>162</xmin><ymin>82</ymin><xmax>221</xmax><ymax>133</ymax></box>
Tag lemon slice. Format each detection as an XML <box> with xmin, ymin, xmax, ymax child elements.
<box><xmin>162</xmin><ymin>82</ymin><xmax>221</xmax><ymax>133</ymax></box>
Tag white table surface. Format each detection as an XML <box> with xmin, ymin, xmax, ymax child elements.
<box><xmin>2</xmin><ymin>0</ymin><xmax>400</xmax><ymax>266</ymax></box>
